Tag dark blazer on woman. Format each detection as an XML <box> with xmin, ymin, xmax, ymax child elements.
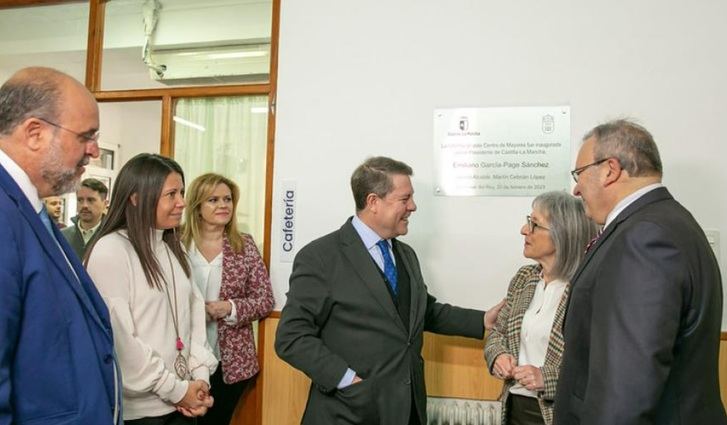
<box><xmin>485</xmin><ymin>264</ymin><xmax>568</xmax><ymax>425</ymax></box>
<box><xmin>217</xmin><ymin>233</ymin><xmax>274</xmax><ymax>384</ymax></box>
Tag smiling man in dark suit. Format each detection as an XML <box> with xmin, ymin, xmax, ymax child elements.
<box><xmin>554</xmin><ymin>120</ymin><xmax>726</xmax><ymax>425</ymax></box>
<box><xmin>275</xmin><ymin>156</ymin><xmax>503</xmax><ymax>425</ymax></box>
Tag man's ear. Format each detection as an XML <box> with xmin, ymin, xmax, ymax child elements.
<box><xmin>20</xmin><ymin>118</ymin><xmax>46</xmax><ymax>151</ymax></box>
<box><xmin>364</xmin><ymin>193</ymin><xmax>379</xmax><ymax>213</ymax></box>
<box><xmin>603</xmin><ymin>158</ymin><xmax>623</xmax><ymax>186</ymax></box>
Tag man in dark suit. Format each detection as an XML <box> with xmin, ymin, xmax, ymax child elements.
<box><xmin>275</xmin><ymin>156</ymin><xmax>503</xmax><ymax>425</ymax></box>
<box><xmin>554</xmin><ymin>120</ymin><xmax>726</xmax><ymax>425</ymax></box>
<box><xmin>0</xmin><ymin>67</ymin><xmax>122</xmax><ymax>424</ymax></box>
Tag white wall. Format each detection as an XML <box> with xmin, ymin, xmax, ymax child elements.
<box><xmin>99</xmin><ymin>101</ymin><xmax>162</xmax><ymax>166</ymax></box>
<box><xmin>271</xmin><ymin>0</ymin><xmax>727</xmax><ymax>329</ymax></box>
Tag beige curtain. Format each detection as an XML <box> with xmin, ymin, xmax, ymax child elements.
<box><xmin>174</xmin><ymin>95</ymin><xmax>268</xmax><ymax>247</ymax></box>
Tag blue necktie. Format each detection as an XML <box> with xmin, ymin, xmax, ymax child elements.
<box><xmin>39</xmin><ymin>205</ymin><xmax>56</xmax><ymax>238</ymax></box>
<box><xmin>376</xmin><ymin>239</ymin><xmax>398</xmax><ymax>295</ymax></box>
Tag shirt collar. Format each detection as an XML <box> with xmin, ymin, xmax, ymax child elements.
<box><xmin>0</xmin><ymin>147</ymin><xmax>43</xmax><ymax>213</ymax></box>
<box><xmin>604</xmin><ymin>183</ymin><xmax>663</xmax><ymax>229</ymax></box>
<box><xmin>352</xmin><ymin>214</ymin><xmax>388</xmax><ymax>249</ymax></box>
<box><xmin>80</xmin><ymin>218</ymin><xmax>102</xmax><ymax>235</ymax></box>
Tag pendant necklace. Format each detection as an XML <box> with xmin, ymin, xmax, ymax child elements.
<box><xmin>163</xmin><ymin>245</ymin><xmax>190</xmax><ymax>380</ymax></box>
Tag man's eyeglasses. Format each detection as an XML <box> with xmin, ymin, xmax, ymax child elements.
<box><xmin>570</xmin><ymin>158</ymin><xmax>608</xmax><ymax>183</ymax></box>
<box><xmin>37</xmin><ymin>117</ymin><xmax>100</xmax><ymax>143</ymax></box>
<box><xmin>526</xmin><ymin>215</ymin><xmax>550</xmax><ymax>233</ymax></box>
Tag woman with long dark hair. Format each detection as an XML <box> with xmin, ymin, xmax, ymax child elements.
<box><xmin>86</xmin><ymin>153</ymin><xmax>217</xmax><ymax>424</ymax></box>
<box><xmin>181</xmin><ymin>173</ymin><xmax>274</xmax><ymax>425</ymax></box>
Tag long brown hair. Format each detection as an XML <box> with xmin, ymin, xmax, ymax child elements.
<box><xmin>181</xmin><ymin>173</ymin><xmax>245</xmax><ymax>253</ymax></box>
<box><xmin>85</xmin><ymin>153</ymin><xmax>190</xmax><ymax>289</ymax></box>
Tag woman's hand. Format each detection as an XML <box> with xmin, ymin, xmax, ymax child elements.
<box><xmin>176</xmin><ymin>379</ymin><xmax>214</xmax><ymax>417</ymax></box>
<box><xmin>492</xmin><ymin>353</ymin><xmax>517</xmax><ymax>380</ymax></box>
<box><xmin>513</xmin><ymin>365</ymin><xmax>544</xmax><ymax>391</ymax></box>
<box><xmin>205</xmin><ymin>300</ymin><xmax>232</xmax><ymax>320</ymax></box>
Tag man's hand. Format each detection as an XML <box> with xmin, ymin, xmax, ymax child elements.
<box><xmin>492</xmin><ymin>353</ymin><xmax>517</xmax><ymax>380</ymax></box>
<box><xmin>484</xmin><ymin>298</ymin><xmax>506</xmax><ymax>330</ymax></box>
<box><xmin>513</xmin><ymin>365</ymin><xmax>544</xmax><ymax>391</ymax></box>
<box><xmin>205</xmin><ymin>300</ymin><xmax>232</xmax><ymax>320</ymax></box>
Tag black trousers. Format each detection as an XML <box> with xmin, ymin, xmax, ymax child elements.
<box><xmin>507</xmin><ymin>394</ymin><xmax>545</xmax><ymax>425</ymax></box>
<box><xmin>125</xmin><ymin>411</ymin><xmax>195</xmax><ymax>425</ymax></box>
<box><xmin>197</xmin><ymin>367</ymin><xmax>251</xmax><ymax>425</ymax></box>
<box><xmin>408</xmin><ymin>387</ymin><xmax>421</xmax><ymax>425</ymax></box>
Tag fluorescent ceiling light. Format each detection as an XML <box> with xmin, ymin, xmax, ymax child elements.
<box><xmin>251</xmin><ymin>107</ymin><xmax>268</xmax><ymax>114</ymax></box>
<box><xmin>207</xmin><ymin>51</ymin><xmax>268</xmax><ymax>59</ymax></box>
<box><xmin>173</xmin><ymin>116</ymin><xmax>206</xmax><ymax>132</ymax></box>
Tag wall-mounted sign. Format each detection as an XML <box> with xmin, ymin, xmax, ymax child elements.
<box><xmin>279</xmin><ymin>180</ymin><xmax>296</xmax><ymax>263</ymax></box>
<box><xmin>434</xmin><ymin>106</ymin><xmax>571</xmax><ymax>196</ymax></box>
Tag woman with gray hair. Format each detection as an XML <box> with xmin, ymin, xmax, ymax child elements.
<box><xmin>485</xmin><ymin>191</ymin><xmax>598</xmax><ymax>425</ymax></box>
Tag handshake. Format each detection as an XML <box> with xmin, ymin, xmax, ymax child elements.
<box><xmin>176</xmin><ymin>379</ymin><xmax>215</xmax><ymax>417</ymax></box>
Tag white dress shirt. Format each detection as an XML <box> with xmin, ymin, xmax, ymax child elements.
<box><xmin>0</xmin><ymin>148</ymin><xmax>42</xmax><ymax>213</ymax></box>
<box><xmin>510</xmin><ymin>278</ymin><xmax>566</xmax><ymax>398</ymax></box>
<box><xmin>604</xmin><ymin>183</ymin><xmax>663</xmax><ymax>229</ymax></box>
<box><xmin>188</xmin><ymin>242</ymin><xmax>238</xmax><ymax>358</ymax></box>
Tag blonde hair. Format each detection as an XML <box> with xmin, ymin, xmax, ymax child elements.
<box><xmin>182</xmin><ymin>173</ymin><xmax>245</xmax><ymax>253</ymax></box>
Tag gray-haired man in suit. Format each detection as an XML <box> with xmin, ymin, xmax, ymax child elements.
<box><xmin>275</xmin><ymin>156</ymin><xmax>504</xmax><ymax>425</ymax></box>
<box><xmin>554</xmin><ymin>120</ymin><xmax>726</xmax><ymax>425</ymax></box>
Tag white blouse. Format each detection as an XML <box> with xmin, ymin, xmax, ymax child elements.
<box><xmin>87</xmin><ymin>230</ymin><xmax>218</xmax><ymax>420</ymax></box>
<box><xmin>510</xmin><ymin>278</ymin><xmax>566</xmax><ymax>398</ymax></box>
<box><xmin>187</xmin><ymin>242</ymin><xmax>238</xmax><ymax>358</ymax></box>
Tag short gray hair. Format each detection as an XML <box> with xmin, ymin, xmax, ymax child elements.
<box><xmin>350</xmin><ymin>156</ymin><xmax>413</xmax><ymax>211</ymax></box>
<box><xmin>0</xmin><ymin>67</ymin><xmax>65</xmax><ymax>137</ymax></box>
<box><xmin>584</xmin><ymin>119</ymin><xmax>662</xmax><ymax>177</ymax></box>
<box><xmin>533</xmin><ymin>191</ymin><xmax>598</xmax><ymax>282</ymax></box>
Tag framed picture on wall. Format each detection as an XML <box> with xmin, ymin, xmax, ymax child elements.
<box><xmin>88</xmin><ymin>146</ymin><xmax>116</xmax><ymax>171</ymax></box>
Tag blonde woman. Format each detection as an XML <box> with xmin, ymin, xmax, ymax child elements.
<box><xmin>182</xmin><ymin>173</ymin><xmax>274</xmax><ymax>425</ymax></box>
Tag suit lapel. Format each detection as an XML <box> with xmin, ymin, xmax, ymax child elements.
<box><xmin>570</xmin><ymin>187</ymin><xmax>673</xmax><ymax>287</ymax></box>
<box><xmin>340</xmin><ymin>221</ymin><xmax>407</xmax><ymax>334</ymax></box>
<box><xmin>564</xmin><ymin>187</ymin><xmax>674</xmax><ymax>327</ymax></box>
<box><xmin>0</xmin><ymin>165</ymin><xmax>110</xmax><ymax>336</ymax></box>
<box><xmin>392</xmin><ymin>240</ymin><xmax>422</xmax><ymax>335</ymax></box>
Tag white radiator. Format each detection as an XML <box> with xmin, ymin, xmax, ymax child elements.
<box><xmin>426</xmin><ymin>397</ymin><xmax>501</xmax><ymax>425</ymax></box>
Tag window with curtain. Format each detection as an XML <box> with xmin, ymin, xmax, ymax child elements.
<box><xmin>102</xmin><ymin>0</ymin><xmax>273</xmax><ymax>90</ymax></box>
<box><xmin>173</xmin><ymin>95</ymin><xmax>268</xmax><ymax>247</ymax></box>
<box><xmin>0</xmin><ymin>3</ymin><xmax>89</xmax><ymax>83</ymax></box>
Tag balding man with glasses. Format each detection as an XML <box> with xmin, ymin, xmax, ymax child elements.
<box><xmin>0</xmin><ymin>67</ymin><xmax>121</xmax><ymax>424</ymax></box>
<box><xmin>554</xmin><ymin>119</ymin><xmax>726</xmax><ymax>425</ymax></box>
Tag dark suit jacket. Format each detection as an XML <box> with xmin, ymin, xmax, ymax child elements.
<box><xmin>0</xmin><ymin>164</ymin><xmax>121</xmax><ymax>425</ymax></box>
<box><xmin>275</xmin><ymin>219</ymin><xmax>485</xmax><ymax>425</ymax></box>
<box><xmin>60</xmin><ymin>217</ymin><xmax>85</xmax><ymax>260</ymax></box>
<box><xmin>554</xmin><ymin>187</ymin><xmax>726</xmax><ymax>425</ymax></box>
